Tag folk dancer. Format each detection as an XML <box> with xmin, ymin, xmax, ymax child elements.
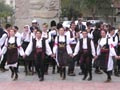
<box><xmin>0</xmin><ymin>29</ymin><xmax>25</xmax><ymax>80</ymax></box>
<box><xmin>21</xmin><ymin>25</ymin><xmax>33</xmax><ymax>75</ymax></box>
<box><xmin>0</xmin><ymin>24</ymin><xmax>12</xmax><ymax>72</ymax></box>
<box><xmin>53</xmin><ymin>26</ymin><xmax>73</xmax><ymax>80</ymax></box>
<box><xmin>73</xmin><ymin>30</ymin><xmax>96</xmax><ymax>81</ymax></box>
<box><xmin>96</xmin><ymin>30</ymin><xmax>119</xmax><ymax>82</ymax></box>
<box><xmin>25</xmin><ymin>30</ymin><xmax>53</xmax><ymax>81</ymax></box>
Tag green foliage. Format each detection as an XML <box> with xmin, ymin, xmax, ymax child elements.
<box><xmin>81</xmin><ymin>0</ymin><xmax>113</xmax><ymax>17</ymax></box>
<box><xmin>0</xmin><ymin>1</ymin><xmax>13</xmax><ymax>18</ymax></box>
<box><xmin>61</xmin><ymin>0</ymin><xmax>81</xmax><ymax>20</ymax></box>
<box><xmin>61</xmin><ymin>0</ymin><xmax>117</xmax><ymax>20</ymax></box>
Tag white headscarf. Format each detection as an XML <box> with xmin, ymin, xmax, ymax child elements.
<box><xmin>24</xmin><ymin>25</ymin><xmax>31</xmax><ymax>33</ymax></box>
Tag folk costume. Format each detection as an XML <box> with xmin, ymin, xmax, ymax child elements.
<box><xmin>108</xmin><ymin>31</ymin><xmax>119</xmax><ymax>76</ymax></box>
<box><xmin>53</xmin><ymin>35</ymin><xmax>72</xmax><ymax>80</ymax></box>
<box><xmin>65</xmin><ymin>28</ymin><xmax>78</xmax><ymax>76</ymax></box>
<box><xmin>73</xmin><ymin>37</ymin><xmax>96</xmax><ymax>80</ymax></box>
<box><xmin>21</xmin><ymin>25</ymin><xmax>33</xmax><ymax>75</ymax></box>
<box><xmin>1</xmin><ymin>36</ymin><xmax>24</xmax><ymax>80</ymax></box>
<box><xmin>25</xmin><ymin>38</ymin><xmax>52</xmax><ymax>81</ymax></box>
<box><xmin>0</xmin><ymin>28</ymin><xmax>9</xmax><ymax>71</ymax></box>
<box><xmin>41</xmin><ymin>30</ymin><xmax>52</xmax><ymax>74</ymax></box>
<box><xmin>97</xmin><ymin>36</ymin><xmax>117</xmax><ymax>82</ymax></box>
<box><xmin>49</xmin><ymin>29</ymin><xmax>57</xmax><ymax>74</ymax></box>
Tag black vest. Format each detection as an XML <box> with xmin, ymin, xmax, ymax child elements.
<box><xmin>57</xmin><ymin>36</ymin><xmax>67</xmax><ymax>48</ymax></box>
<box><xmin>32</xmin><ymin>38</ymin><xmax>46</xmax><ymax>55</ymax></box>
<box><xmin>0</xmin><ymin>28</ymin><xmax>7</xmax><ymax>38</ymax></box>
<box><xmin>7</xmin><ymin>37</ymin><xmax>17</xmax><ymax>49</ymax></box>
<box><xmin>79</xmin><ymin>38</ymin><xmax>92</xmax><ymax>56</ymax></box>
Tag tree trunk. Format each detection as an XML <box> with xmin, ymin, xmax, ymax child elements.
<box><xmin>91</xmin><ymin>7</ymin><xmax>96</xmax><ymax>20</ymax></box>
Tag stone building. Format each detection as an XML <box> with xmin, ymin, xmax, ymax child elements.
<box><xmin>113</xmin><ymin>0</ymin><xmax>120</xmax><ymax>26</ymax></box>
<box><xmin>15</xmin><ymin>0</ymin><xmax>61</xmax><ymax>31</ymax></box>
<box><xmin>4</xmin><ymin>0</ymin><xmax>15</xmax><ymax>9</ymax></box>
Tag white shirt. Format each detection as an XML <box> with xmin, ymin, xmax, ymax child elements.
<box><xmin>15</xmin><ymin>32</ymin><xmax>22</xmax><ymax>44</ymax></box>
<box><xmin>21</xmin><ymin>32</ymin><xmax>32</xmax><ymax>42</ymax></box>
<box><xmin>65</xmin><ymin>29</ymin><xmax>77</xmax><ymax>44</ymax></box>
<box><xmin>25</xmin><ymin>38</ymin><xmax>52</xmax><ymax>56</ymax></box>
<box><xmin>80</xmin><ymin>32</ymin><xmax>93</xmax><ymax>39</ymax></box>
<box><xmin>0</xmin><ymin>33</ymin><xmax>7</xmax><ymax>47</ymax></box>
<box><xmin>97</xmin><ymin>37</ymin><xmax>116</xmax><ymax>56</ymax></box>
<box><xmin>1</xmin><ymin>37</ymin><xmax>25</xmax><ymax>56</ymax></box>
<box><xmin>73</xmin><ymin>38</ymin><xmax>95</xmax><ymax>57</ymax></box>
<box><xmin>83</xmin><ymin>38</ymin><xmax>87</xmax><ymax>49</ymax></box>
<box><xmin>53</xmin><ymin>35</ymin><xmax>73</xmax><ymax>55</ymax></box>
<box><xmin>108</xmin><ymin>33</ymin><xmax>118</xmax><ymax>47</ymax></box>
<box><xmin>42</xmin><ymin>31</ymin><xmax>51</xmax><ymax>43</ymax></box>
<box><xmin>36</xmin><ymin>38</ymin><xmax>42</xmax><ymax>48</ymax></box>
<box><xmin>96</xmin><ymin>36</ymin><xmax>117</xmax><ymax>71</ymax></box>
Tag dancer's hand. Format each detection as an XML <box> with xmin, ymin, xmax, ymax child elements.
<box><xmin>0</xmin><ymin>53</ymin><xmax>2</xmax><ymax>57</ymax></box>
<box><xmin>23</xmin><ymin>54</ymin><xmax>26</xmax><ymax>59</ymax></box>
<box><xmin>69</xmin><ymin>54</ymin><xmax>74</xmax><ymax>58</ymax></box>
<box><xmin>94</xmin><ymin>56</ymin><xmax>98</xmax><ymax>60</ymax></box>
<box><xmin>0</xmin><ymin>52</ymin><xmax>3</xmax><ymax>57</ymax></box>
<box><xmin>115</xmin><ymin>56</ymin><xmax>119</xmax><ymax>59</ymax></box>
<box><xmin>51</xmin><ymin>54</ymin><xmax>56</xmax><ymax>58</ymax></box>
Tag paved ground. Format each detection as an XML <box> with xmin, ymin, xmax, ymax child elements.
<box><xmin>0</xmin><ymin>66</ymin><xmax>120</xmax><ymax>90</ymax></box>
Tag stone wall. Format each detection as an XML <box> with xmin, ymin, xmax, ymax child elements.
<box><xmin>15</xmin><ymin>0</ymin><xmax>60</xmax><ymax>32</ymax></box>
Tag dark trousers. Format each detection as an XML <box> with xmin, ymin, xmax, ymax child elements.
<box><xmin>82</xmin><ymin>60</ymin><xmax>92</xmax><ymax>78</ymax></box>
<box><xmin>113</xmin><ymin>57</ymin><xmax>118</xmax><ymax>74</ymax></box>
<box><xmin>9</xmin><ymin>66</ymin><xmax>18</xmax><ymax>79</ymax></box>
<box><xmin>0</xmin><ymin>53</ymin><xmax>7</xmax><ymax>69</ymax></box>
<box><xmin>35</xmin><ymin>53</ymin><xmax>44</xmax><ymax>79</ymax></box>
<box><xmin>16</xmin><ymin>60</ymin><xmax>19</xmax><ymax>72</ymax></box>
<box><xmin>80</xmin><ymin>53</ymin><xmax>92</xmax><ymax>78</ymax></box>
<box><xmin>68</xmin><ymin>44</ymin><xmax>77</xmax><ymax>74</ymax></box>
<box><xmin>94</xmin><ymin>43</ymin><xmax>101</xmax><ymax>71</ymax></box>
<box><xmin>24</xmin><ymin>59</ymin><xmax>34</xmax><ymax>74</ymax></box>
<box><xmin>68</xmin><ymin>56</ymin><xmax>78</xmax><ymax>74</ymax></box>
<box><xmin>50</xmin><ymin>57</ymin><xmax>57</xmax><ymax>72</ymax></box>
<box><xmin>59</xmin><ymin>66</ymin><xmax>66</xmax><ymax>79</ymax></box>
<box><xmin>118</xmin><ymin>60</ymin><xmax>120</xmax><ymax>71</ymax></box>
<box><xmin>80</xmin><ymin>63</ymin><xmax>85</xmax><ymax>74</ymax></box>
<box><xmin>44</xmin><ymin>56</ymin><xmax>49</xmax><ymax>73</ymax></box>
<box><xmin>9</xmin><ymin>67</ymin><xmax>18</xmax><ymax>74</ymax></box>
<box><xmin>44</xmin><ymin>56</ymin><xmax>57</xmax><ymax>73</ymax></box>
<box><xmin>104</xmin><ymin>70</ymin><xmax>111</xmax><ymax>80</ymax></box>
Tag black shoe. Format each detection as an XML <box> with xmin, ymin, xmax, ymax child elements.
<box><xmin>62</xmin><ymin>73</ymin><xmax>66</xmax><ymax>80</ymax></box>
<box><xmin>114</xmin><ymin>73</ymin><xmax>120</xmax><ymax>77</ymax></box>
<box><xmin>13</xmin><ymin>74</ymin><xmax>18</xmax><ymax>81</ymax></box>
<box><xmin>68</xmin><ymin>73</ymin><xmax>76</xmax><ymax>76</ymax></box>
<box><xmin>95</xmin><ymin>70</ymin><xmax>103</xmax><ymax>74</ymax></box>
<box><xmin>104</xmin><ymin>79</ymin><xmax>111</xmax><ymax>83</ymax></box>
<box><xmin>82</xmin><ymin>76</ymin><xmax>87</xmax><ymax>80</ymax></box>
<box><xmin>39</xmin><ymin>78</ymin><xmax>44</xmax><ymax>81</ymax></box>
<box><xmin>25</xmin><ymin>72</ymin><xmax>28</xmax><ymax>76</ymax></box>
<box><xmin>44</xmin><ymin>72</ymin><xmax>48</xmax><ymax>75</ymax></box>
<box><xmin>88</xmin><ymin>77</ymin><xmax>92</xmax><ymax>81</ymax></box>
<box><xmin>118</xmin><ymin>70</ymin><xmax>120</xmax><ymax>74</ymax></box>
<box><xmin>28</xmin><ymin>72</ymin><xmax>33</xmax><ymax>75</ymax></box>
<box><xmin>11</xmin><ymin>72</ymin><xmax>14</xmax><ymax>78</ymax></box>
<box><xmin>62</xmin><ymin>77</ymin><xmax>66</xmax><ymax>80</ymax></box>
<box><xmin>52</xmin><ymin>70</ymin><xmax>55</xmax><ymax>74</ymax></box>
<box><xmin>76</xmin><ymin>63</ymin><xmax>80</xmax><ymax>66</ymax></box>
<box><xmin>60</xmin><ymin>71</ymin><xmax>62</xmax><ymax>77</ymax></box>
<box><xmin>79</xmin><ymin>72</ymin><xmax>84</xmax><ymax>75</ymax></box>
<box><xmin>57</xmin><ymin>70</ymin><xmax>60</xmax><ymax>73</ymax></box>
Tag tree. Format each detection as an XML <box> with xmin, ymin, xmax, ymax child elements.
<box><xmin>0</xmin><ymin>1</ymin><xmax>13</xmax><ymax>24</ymax></box>
<box><xmin>61</xmin><ymin>0</ymin><xmax>119</xmax><ymax>24</ymax></box>
<box><xmin>80</xmin><ymin>0</ymin><xmax>113</xmax><ymax>19</ymax></box>
<box><xmin>61</xmin><ymin>0</ymin><xmax>81</xmax><ymax>20</ymax></box>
